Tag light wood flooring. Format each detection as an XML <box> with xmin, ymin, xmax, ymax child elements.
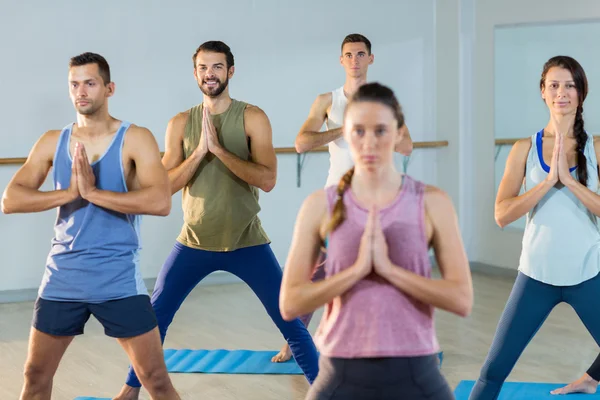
<box><xmin>1</xmin><ymin>270</ymin><xmax>599</xmax><ymax>399</ymax></box>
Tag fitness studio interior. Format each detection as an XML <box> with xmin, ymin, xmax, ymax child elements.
<box><xmin>2</xmin><ymin>1</ymin><xmax>600</xmax><ymax>399</ymax></box>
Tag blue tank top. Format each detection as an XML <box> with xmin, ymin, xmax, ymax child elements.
<box><xmin>519</xmin><ymin>129</ymin><xmax>600</xmax><ymax>286</ymax></box>
<box><xmin>39</xmin><ymin>122</ymin><xmax>148</xmax><ymax>303</ymax></box>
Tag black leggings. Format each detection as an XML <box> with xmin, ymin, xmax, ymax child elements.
<box><xmin>306</xmin><ymin>354</ymin><xmax>454</xmax><ymax>400</ymax></box>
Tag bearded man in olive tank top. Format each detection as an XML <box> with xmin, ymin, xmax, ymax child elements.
<box><xmin>113</xmin><ymin>41</ymin><xmax>319</xmax><ymax>400</ymax></box>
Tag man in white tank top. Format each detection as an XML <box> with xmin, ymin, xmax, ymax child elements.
<box><xmin>294</xmin><ymin>33</ymin><xmax>413</xmax><ymax>188</ymax></box>
<box><xmin>272</xmin><ymin>34</ymin><xmax>416</xmax><ymax>365</ymax></box>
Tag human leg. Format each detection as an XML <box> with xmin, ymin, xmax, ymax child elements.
<box><xmin>468</xmin><ymin>273</ymin><xmax>561</xmax><ymax>400</ymax></box>
<box><xmin>117</xmin><ymin>327</ymin><xmax>180</xmax><ymax>400</ymax></box>
<box><xmin>227</xmin><ymin>244</ymin><xmax>319</xmax><ymax>383</ymax></box>
<box><xmin>550</xmin><ymin>273</ymin><xmax>600</xmax><ymax>395</ymax></box>
<box><xmin>119</xmin><ymin>242</ymin><xmax>218</xmax><ymax>394</ymax></box>
<box><xmin>21</xmin><ymin>297</ymin><xmax>89</xmax><ymax>400</ymax></box>
<box><xmin>273</xmin><ymin>251</ymin><xmax>326</xmax><ymax>363</ymax></box>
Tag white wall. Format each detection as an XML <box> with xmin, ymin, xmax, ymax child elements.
<box><xmin>0</xmin><ymin>0</ymin><xmax>442</xmax><ymax>295</ymax></box>
<box><xmin>469</xmin><ymin>0</ymin><xmax>600</xmax><ymax>268</ymax></box>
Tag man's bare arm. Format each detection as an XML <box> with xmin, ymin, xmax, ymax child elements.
<box><xmin>295</xmin><ymin>93</ymin><xmax>342</xmax><ymax>153</ymax></box>
<box><xmin>395</xmin><ymin>124</ymin><xmax>413</xmax><ymax>156</ymax></box>
<box><xmin>211</xmin><ymin>105</ymin><xmax>277</xmax><ymax>192</ymax></box>
<box><xmin>161</xmin><ymin>112</ymin><xmax>208</xmax><ymax>195</ymax></box>
<box><xmin>84</xmin><ymin>126</ymin><xmax>171</xmax><ymax>216</ymax></box>
<box><xmin>1</xmin><ymin>130</ymin><xmax>78</xmax><ymax>214</ymax></box>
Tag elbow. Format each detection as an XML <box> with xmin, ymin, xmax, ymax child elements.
<box><xmin>494</xmin><ymin>204</ymin><xmax>507</xmax><ymax>228</ymax></box>
<box><xmin>153</xmin><ymin>191</ymin><xmax>172</xmax><ymax>216</ymax></box>
<box><xmin>456</xmin><ymin>298</ymin><xmax>473</xmax><ymax>318</ymax></box>
<box><xmin>1</xmin><ymin>194</ymin><xmax>16</xmax><ymax>214</ymax></box>
<box><xmin>260</xmin><ymin>174</ymin><xmax>277</xmax><ymax>193</ymax></box>
<box><xmin>453</xmin><ymin>287</ymin><xmax>473</xmax><ymax>318</ymax></box>
<box><xmin>279</xmin><ymin>294</ymin><xmax>299</xmax><ymax>322</ymax></box>
<box><xmin>157</xmin><ymin>198</ymin><xmax>172</xmax><ymax>216</ymax></box>
<box><xmin>494</xmin><ymin>212</ymin><xmax>508</xmax><ymax>229</ymax></box>
<box><xmin>294</xmin><ymin>136</ymin><xmax>308</xmax><ymax>153</ymax></box>
<box><xmin>401</xmin><ymin>142</ymin><xmax>413</xmax><ymax>157</ymax></box>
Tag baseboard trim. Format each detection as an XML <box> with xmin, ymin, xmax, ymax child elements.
<box><xmin>468</xmin><ymin>261</ymin><xmax>518</xmax><ymax>279</ymax></box>
<box><xmin>0</xmin><ymin>271</ymin><xmax>242</xmax><ymax>304</ymax></box>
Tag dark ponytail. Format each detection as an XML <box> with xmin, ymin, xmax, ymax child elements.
<box><xmin>574</xmin><ymin>105</ymin><xmax>588</xmax><ymax>187</ymax></box>
<box><xmin>326</xmin><ymin>167</ymin><xmax>355</xmax><ymax>235</ymax></box>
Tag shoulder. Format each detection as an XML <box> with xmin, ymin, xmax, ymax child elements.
<box><xmin>298</xmin><ymin>189</ymin><xmax>329</xmax><ymax>225</ymax></box>
<box><xmin>507</xmin><ymin>137</ymin><xmax>533</xmax><ymax>162</ymax></box>
<box><xmin>34</xmin><ymin>129</ymin><xmax>63</xmax><ymax>157</ymax></box>
<box><xmin>244</xmin><ymin>103</ymin><xmax>268</xmax><ymax>119</ymax></box>
<box><xmin>593</xmin><ymin>135</ymin><xmax>600</xmax><ymax>158</ymax></box>
<box><xmin>40</xmin><ymin>129</ymin><xmax>62</xmax><ymax>144</ymax></box>
<box><xmin>423</xmin><ymin>185</ymin><xmax>456</xmax><ymax>217</ymax></box>
<box><xmin>124</xmin><ymin>123</ymin><xmax>154</xmax><ymax>140</ymax></box>
<box><xmin>424</xmin><ymin>184</ymin><xmax>451</xmax><ymax>204</ymax></box>
<box><xmin>169</xmin><ymin>110</ymin><xmax>191</xmax><ymax>128</ymax></box>
<box><xmin>314</xmin><ymin>92</ymin><xmax>333</xmax><ymax>110</ymax></box>
<box><xmin>513</xmin><ymin>137</ymin><xmax>532</xmax><ymax>150</ymax></box>
<box><xmin>243</xmin><ymin>104</ymin><xmax>272</xmax><ymax>134</ymax></box>
<box><xmin>123</xmin><ymin>124</ymin><xmax>161</xmax><ymax>155</ymax></box>
<box><xmin>161</xmin><ymin>111</ymin><xmax>191</xmax><ymax>141</ymax></box>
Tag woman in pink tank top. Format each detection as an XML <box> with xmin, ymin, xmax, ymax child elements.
<box><xmin>280</xmin><ymin>82</ymin><xmax>473</xmax><ymax>400</ymax></box>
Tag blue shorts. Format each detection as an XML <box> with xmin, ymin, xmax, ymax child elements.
<box><xmin>32</xmin><ymin>295</ymin><xmax>157</xmax><ymax>338</ymax></box>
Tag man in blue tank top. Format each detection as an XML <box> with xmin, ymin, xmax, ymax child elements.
<box><xmin>1</xmin><ymin>53</ymin><xmax>181</xmax><ymax>400</ymax></box>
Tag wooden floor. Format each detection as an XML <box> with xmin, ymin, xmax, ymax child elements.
<box><xmin>1</xmin><ymin>269</ymin><xmax>600</xmax><ymax>399</ymax></box>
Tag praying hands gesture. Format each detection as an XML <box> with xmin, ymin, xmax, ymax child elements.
<box><xmin>353</xmin><ymin>206</ymin><xmax>395</xmax><ymax>280</ymax></box>
<box><xmin>548</xmin><ymin>115</ymin><xmax>576</xmax><ymax>187</ymax></box>
<box><xmin>203</xmin><ymin>105</ymin><xmax>222</xmax><ymax>154</ymax></box>
<box><xmin>66</xmin><ymin>142</ymin><xmax>97</xmax><ymax>201</ymax></box>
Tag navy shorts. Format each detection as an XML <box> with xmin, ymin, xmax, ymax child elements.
<box><xmin>32</xmin><ymin>295</ymin><xmax>158</xmax><ymax>338</ymax></box>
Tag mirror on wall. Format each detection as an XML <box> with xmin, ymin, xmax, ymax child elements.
<box><xmin>494</xmin><ymin>19</ymin><xmax>600</xmax><ymax>230</ymax></box>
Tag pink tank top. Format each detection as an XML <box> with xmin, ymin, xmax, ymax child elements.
<box><xmin>314</xmin><ymin>175</ymin><xmax>440</xmax><ymax>358</ymax></box>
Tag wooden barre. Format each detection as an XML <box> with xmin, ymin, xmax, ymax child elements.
<box><xmin>276</xmin><ymin>140</ymin><xmax>450</xmax><ymax>154</ymax></box>
<box><xmin>0</xmin><ymin>140</ymin><xmax>450</xmax><ymax>166</ymax></box>
<box><xmin>495</xmin><ymin>138</ymin><xmax>520</xmax><ymax>145</ymax></box>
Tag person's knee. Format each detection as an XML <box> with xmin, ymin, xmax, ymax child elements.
<box><xmin>137</xmin><ymin>365</ymin><xmax>173</xmax><ymax>395</ymax></box>
<box><xmin>479</xmin><ymin>358</ymin><xmax>509</xmax><ymax>383</ymax></box>
<box><xmin>23</xmin><ymin>361</ymin><xmax>53</xmax><ymax>389</ymax></box>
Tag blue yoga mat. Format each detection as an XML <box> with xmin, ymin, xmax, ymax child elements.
<box><xmin>454</xmin><ymin>380</ymin><xmax>600</xmax><ymax>399</ymax></box>
<box><xmin>74</xmin><ymin>398</ymin><xmax>110</xmax><ymax>400</ymax></box>
<box><xmin>164</xmin><ymin>348</ymin><xmax>303</xmax><ymax>374</ymax></box>
<box><xmin>75</xmin><ymin>350</ymin><xmax>443</xmax><ymax>399</ymax></box>
<box><xmin>164</xmin><ymin>349</ymin><xmax>443</xmax><ymax>374</ymax></box>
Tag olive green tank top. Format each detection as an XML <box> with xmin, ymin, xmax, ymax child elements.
<box><xmin>177</xmin><ymin>99</ymin><xmax>270</xmax><ymax>251</ymax></box>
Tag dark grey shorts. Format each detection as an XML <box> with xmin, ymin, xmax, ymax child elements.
<box><xmin>306</xmin><ymin>354</ymin><xmax>454</xmax><ymax>400</ymax></box>
<box><xmin>32</xmin><ymin>295</ymin><xmax>157</xmax><ymax>338</ymax></box>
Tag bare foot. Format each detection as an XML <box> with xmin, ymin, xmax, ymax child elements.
<box><xmin>113</xmin><ymin>385</ymin><xmax>141</xmax><ymax>400</ymax></box>
<box><xmin>271</xmin><ymin>344</ymin><xmax>293</xmax><ymax>363</ymax></box>
<box><xmin>551</xmin><ymin>374</ymin><xmax>598</xmax><ymax>395</ymax></box>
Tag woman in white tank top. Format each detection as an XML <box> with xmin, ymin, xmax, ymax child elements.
<box><xmin>469</xmin><ymin>56</ymin><xmax>600</xmax><ymax>399</ymax></box>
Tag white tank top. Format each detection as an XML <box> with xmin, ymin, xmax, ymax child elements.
<box><xmin>519</xmin><ymin>130</ymin><xmax>600</xmax><ymax>286</ymax></box>
<box><xmin>324</xmin><ymin>86</ymin><xmax>354</xmax><ymax>188</ymax></box>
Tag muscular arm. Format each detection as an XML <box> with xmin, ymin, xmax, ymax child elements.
<box><xmin>1</xmin><ymin>130</ymin><xmax>76</xmax><ymax>214</ymax></box>
<box><xmin>161</xmin><ymin>112</ymin><xmax>207</xmax><ymax>195</ymax></box>
<box><xmin>280</xmin><ymin>191</ymin><xmax>363</xmax><ymax>321</ymax></box>
<box><xmin>211</xmin><ymin>105</ymin><xmax>277</xmax><ymax>192</ymax></box>
<box><xmin>84</xmin><ymin>126</ymin><xmax>171</xmax><ymax>216</ymax></box>
<box><xmin>395</xmin><ymin>124</ymin><xmax>413</xmax><ymax>156</ymax></box>
<box><xmin>562</xmin><ymin>136</ymin><xmax>600</xmax><ymax>217</ymax></box>
<box><xmin>494</xmin><ymin>138</ymin><xmax>554</xmax><ymax>227</ymax></box>
<box><xmin>379</xmin><ymin>187</ymin><xmax>473</xmax><ymax>317</ymax></box>
<box><xmin>295</xmin><ymin>93</ymin><xmax>342</xmax><ymax>153</ymax></box>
